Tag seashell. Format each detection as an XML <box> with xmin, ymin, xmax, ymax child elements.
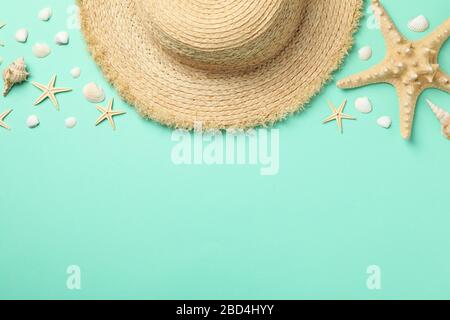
<box><xmin>355</xmin><ymin>97</ymin><xmax>373</xmax><ymax>113</ymax></box>
<box><xmin>70</xmin><ymin>67</ymin><xmax>81</xmax><ymax>79</ymax></box>
<box><xmin>38</xmin><ymin>8</ymin><xmax>52</xmax><ymax>21</ymax></box>
<box><xmin>32</xmin><ymin>43</ymin><xmax>51</xmax><ymax>58</ymax></box>
<box><xmin>358</xmin><ymin>46</ymin><xmax>373</xmax><ymax>61</ymax></box>
<box><xmin>65</xmin><ymin>117</ymin><xmax>77</xmax><ymax>129</ymax></box>
<box><xmin>26</xmin><ymin>115</ymin><xmax>40</xmax><ymax>128</ymax></box>
<box><xmin>15</xmin><ymin>28</ymin><xmax>29</xmax><ymax>43</ymax></box>
<box><xmin>427</xmin><ymin>99</ymin><xmax>450</xmax><ymax>139</ymax></box>
<box><xmin>83</xmin><ymin>82</ymin><xmax>105</xmax><ymax>103</ymax></box>
<box><xmin>377</xmin><ymin>116</ymin><xmax>392</xmax><ymax>129</ymax></box>
<box><xmin>2</xmin><ymin>57</ymin><xmax>29</xmax><ymax>96</ymax></box>
<box><xmin>408</xmin><ymin>15</ymin><xmax>429</xmax><ymax>33</ymax></box>
<box><xmin>55</xmin><ymin>31</ymin><xmax>69</xmax><ymax>45</ymax></box>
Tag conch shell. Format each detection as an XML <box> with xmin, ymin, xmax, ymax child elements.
<box><xmin>3</xmin><ymin>57</ymin><xmax>29</xmax><ymax>96</ymax></box>
<box><xmin>427</xmin><ymin>99</ymin><xmax>450</xmax><ymax>140</ymax></box>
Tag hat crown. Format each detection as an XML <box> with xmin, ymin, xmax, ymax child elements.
<box><xmin>141</xmin><ymin>0</ymin><xmax>305</xmax><ymax>71</ymax></box>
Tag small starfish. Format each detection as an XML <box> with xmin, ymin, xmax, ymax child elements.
<box><xmin>95</xmin><ymin>99</ymin><xmax>126</xmax><ymax>130</ymax></box>
<box><xmin>32</xmin><ymin>75</ymin><xmax>72</xmax><ymax>110</ymax></box>
<box><xmin>338</xmin><ymin>0</ymin><xmax>450</xmax><ymax>139</ymax></box>
<box><xmin>0</xmin><ymin>108</ymin><xmax>12</xmax><ymax>130</ymax></box>
<box><xmin>323</xmin><ymin>100</ymin><xmax>356</xmax><ymax>133</ymax></box>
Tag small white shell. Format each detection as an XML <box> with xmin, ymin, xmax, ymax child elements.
<box><xmin>32</xmin><ymin>43</ymin><xmax>51</xmax><ymax>58</ymax></box>
<box><xmin>38</xmin><ymin>8</ymin><xmax>52</xmax><ymax>21</ymax></box>
<box><xmin>65</xmin><ymin>117</ymin><xmax>77</xmax><ymax>129</ymax></box>
<box><xmin>83</xmin><ymin>82</ymin><xmax>105</xmax><ymax>103</ymax></box>
<box><xmin>355</xmin><ymin>97</ymin><xmax>373</xmax><ymax>114</ymax></box>
<box><xmin>26</xmin><ymin>115</ymin><xmax>40</xmax><ymax>128</ymax></box>
<box><xmin>358</xmin><ymin>46</ymin><xmax>372</xmax><ymax>61</ymax></box>
<box><xmin>408</xmin><ymin>15</ymin><xmax>429</xmax><ymax>33</ymax></box>
<box><xmin>377</xmin><ymin>116</ymin><xmax>392</xmax><ymax>129</ymax></box>
<box><xmin>70</xmin><ymin>67</ymin><xmax>81</xmax><ymax>79</ymax></box>
<box><xmin>55</xmin><ymin>31</ymin><xmax>69</xmax><ymax>45</ymax></box>
<box><xmin>15</xmin><ymin>28</ymin><xmax>29</xmax><ymax>43</ymax></box>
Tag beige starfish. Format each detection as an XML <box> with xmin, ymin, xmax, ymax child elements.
<box><xmin>338</xmin><ymin>0</ymin><xmax>450</xmax><ymax>139</ymax></box>
<box><xmin>0</xmin><ymin>108</ymin><xmax>12</xmax><ymax>130</ymax></box>
<box><xmin>323</xmin><ymin>100</ymin><xmax>356</xmax><ymax>133</ymax></box>
<box><xmin>32</xmin><ymin>75</ymin><xmax>72</xmax><ymax>110</ymax></box>
<box><xmin>95</xmin><ymin>99</ymin><xmax>126</xmax><ymax>130</ymax></box>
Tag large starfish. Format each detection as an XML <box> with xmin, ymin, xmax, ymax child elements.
<box><xmin>338</xmin><ymin>0</ymin><xmax>450</xmax><ymax>139</ymax></box>
<box><xmin>32</xmin><ymin>75</ymin><xmax>72</xmax><ymax>110</ymax></box>
<box><xmin>95</xmin><ymin>99</ymin><xmax>126</xmax><ymax>130</ymax></box>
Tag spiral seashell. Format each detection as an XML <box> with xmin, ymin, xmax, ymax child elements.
<box><xmin>427</xmin><ymin>99</ymin><xmax>450</xmax><ymax>139</ymax></box>
<box><xmin>3</xmin><ymin>57</ymin><xmax>29</xmax><ymax>96</ymax></box>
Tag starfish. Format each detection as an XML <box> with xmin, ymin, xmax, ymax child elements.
<box><xmin>323</xmin><ymin>100</ymin><xmax>356</xmax><ymax>133</ymax></box>
<box><xmin>338</xmin><ymin>0</ymin><xmax>450</xmax><ymax>139</ymax></box>
<box><xmin>0</xmin><ymin>108</ymin><xmax>12</xmax><ymax>130</ymax></box>
<box><xmin>32</xmin><ymin>75</ymin><xmax>72</xmax><ymax>110</ymax></box>
<box><xmin>95</xmin><ymin>99</ymin><xmax>126</xmax><ymax>130</ymax></box>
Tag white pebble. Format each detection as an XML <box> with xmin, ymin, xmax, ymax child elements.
<box><xmin>65</xmin><ymin>117</ymin><xmax>77</xmax><ymax>129</ymax></box>
<box><xmin>83</xmin><ymin>82</ymin><xmax>105</xmax><ymax>103</ymax></box>
<box><xmin>408</xmin><ymin>15</ymin><xmax>429</xmax><ymax>33</ymax></box>
<box><xmin>70</xmin><ymin>67</ymin><xmax>81</xmax><ymax>79</ymax></box>
<box><xmin>15</xmin><ymin>28</ymin><xmax>29</xmax><ymax>43</ymax></box>
<box><xmin>377</xmin><ymin>116</ymin><xmax>392</xmax><ymax>129</ymax></box>
<box><xmin>358</xmin><ymin>46</ymin><xmax>372</xmax><ymax>61</ymax></box>
<box><xmin>355</xmin><ymin>97</ymin><xmax>373</xmax><ymax>114</ymax></box>
<box><xmin>27</xmin><ymin>115</ymin><xmax>40</xmax><ymax>128</ymax></box>
<box><xmin>32</xmin><ymin>43</ymin><xmax>51</xmax><ymax>58</ymax></box>
<box><xmin>55</xmin><ymin>31</ymin><xmax>69</xmax><ymax>45</ymax></box>
<box><xmin>38</xmin><ymin>8</ymin><xmax>52</xmax><ymax>21</ymax></box>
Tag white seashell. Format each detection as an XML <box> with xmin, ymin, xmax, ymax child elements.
<box><xmin>408</xmin><ymin>15</ymin><xmax>429</xmax><ymax>33</ymax></box>
<box><xmin>377</xmin><ymin>116</ymin><xmax>392</xmax><ymax>129</ymax></box>
<box><xmin>15</xmin><ymin>28</ymin><xmax>29</xmax><ymax>43</ymax></box>
<box><xmin>358</xmin><ymin>46</ymin><xmax>373</xmax><ymax>61</ymax></box>
<box><xmin>32</xmin><ymin>43</ymin><xmax>51</xmax><ymax>58</ymax></box>
<box><xmin>55</xmin><ymin>31</ymin><xmax>69</xmax><ymax>45</ymax></box>
<box><xmin>355</xmin><ymin>97</ymin><xmax>373</xmax><ymax>113</ymax></box>
<box><xmin>83</xmin><ymin>82</ymin><xmax>105</xmax><ymax>103</ymax></box>
<box><xmin>26</xmin><ymin>115</ymin><xmax>40</xmax><ymax>128</ymax></box>
<box><xmin>70</xmin><ymin>67</ymin><xmax>81</xmax><ymax>79</ymax></box>
<box><xmin>65</xmin><ymin>117</ymin><xmax>77</xmax><ymax>129</ymax></box>
<box><xmin>2</xmin><ymin>57</ymin><xmax>29</xmax><ymax>96</ymax></box>
<box><xmin>38</xmin><ymin>8</ymin><xmax>52</xmax><ymax>21</ymax></box>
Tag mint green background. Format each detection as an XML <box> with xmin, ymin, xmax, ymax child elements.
<box><xmin>0</xmin><ymin>0</ymin><xmax>449</xmax><ymax>300</ymax></box>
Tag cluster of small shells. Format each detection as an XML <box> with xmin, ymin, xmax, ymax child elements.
<box><xmin>1</xmin><ymin>7</ymin><xmax>80</xmax><ymax>130</ymax></box>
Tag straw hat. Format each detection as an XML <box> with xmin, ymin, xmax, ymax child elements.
<box><xmin>78</xmin><ymin>0</ymin><xmax>362</xmax><ymax>130</ymax></box>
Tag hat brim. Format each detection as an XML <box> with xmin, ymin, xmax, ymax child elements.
<box><xmin>78</xmin><ymin>0</ymin><xmax>363</xmax><ymax>130</ymax></box>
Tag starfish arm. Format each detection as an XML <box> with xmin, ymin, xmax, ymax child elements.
<box><xmin>337</xmin><ymin>63</ymin><xmax>390</xmax><ymax>89</ymax></box>
<box><xmin>95</xmin><ymin>114</ymin><xmax>107</xmax><ymax>126</ymax></box>
<box><xmin>434</xmin><ymin>69</ymin><xmax>450</xmax><ymax>94</ymax></box>
<box><xmin>336</xmin><ymin>117</ymin><xmax>343</xmax><ymax>133</ymax></box>
<box><xmin>34</xmin><ymin>92</ymin><xmax>49</xmax><ymax>105</ymax></box>
<box><xmin>48</xmin><ymin>75</ymin><xmax>57</xmax><ymax>89</ymax></box>
<box><xmin>32</xmin><ymin>82</ymin><xmax>47</xmax><ymax>91</ymax></box>
<box><xmin>371</xmin><ymin>0</ymin><xmax>405</xmax><ymax>52</ymax></box>
<box><xmin>323</xmin><ymin>115</ymin><xmax>337</xmax><ymax>124</ymax></box>
<box><xmin>48</xmin><ymin>93</ymin><xmax>60</xmax><ymax>109</ymax></box>
<box><xmin>341</xmin><ymin>114</ymin><xmax>356</xmax><ymax>121</ymax></box>
<box><xmin>395</xmin><ymin>84</ymin><xmax>421</xmax><ymax>140</ymax></box>
<box><xmin>96</xmin><ymin>106</ymin><xmax>107</xmax><ymax>113</ymax></box>
<box><xmin>107</xmin><ymin>115</ymin><xmax>117</xmax><ymax>130</ymax></box>
<box><xmin>423</xmin><ymin>18</ymin><xmax>450</xmax><ymax>50</ymax></box>
<box><xmin>52</xmin><ymin>88</ymin><xmax>72</xmax><ymax>94</ymax></box>
<box><xmin>110</xmin><ymin>111</ymin><xmax>126</xmax><ymax>117</ymax></box>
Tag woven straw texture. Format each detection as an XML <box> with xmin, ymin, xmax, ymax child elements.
<box><xmin>78</xmin><ymin>0</ymin><xmax>363</xmax><ymax>130</ymax></box>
